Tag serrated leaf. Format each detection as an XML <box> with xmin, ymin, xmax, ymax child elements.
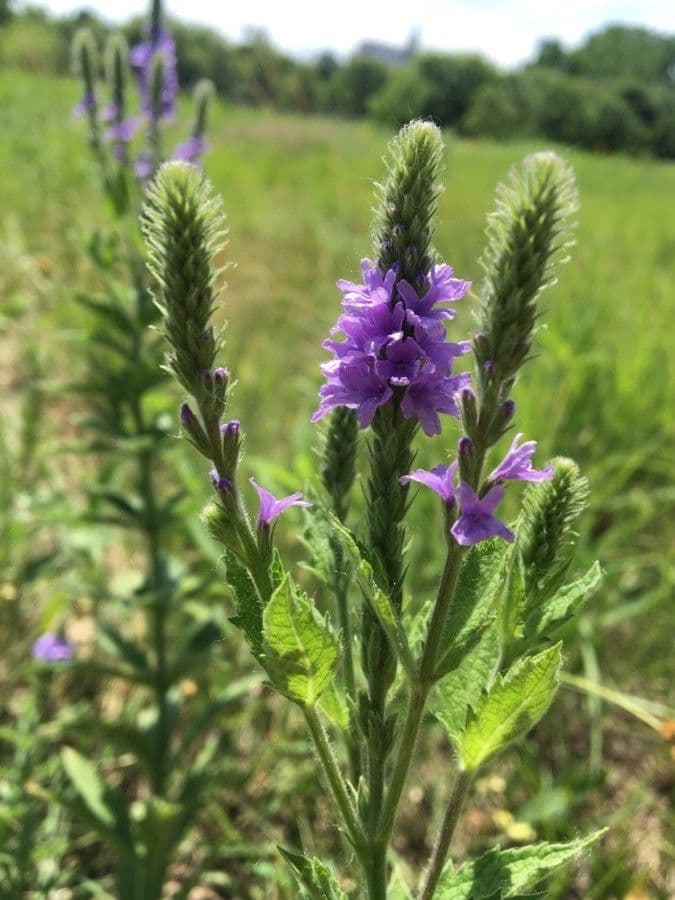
<box><xmin>62</xmin><ymin>747</ymin><xmax>115</xmax><ymax>829</ymax></box>
<box><xmin>459</xmin><ymin>643</ymin><xmax>562</xmax><ymax>771</ymax></box>
<box><xmin>320</xmin><ymin>681</ymin><xmax>350</xmax><ymax>731</ymax></box>
<box><xmin>435</xmin><ymin>630</ymin><xmax>501</xmax><ymax>744</ymax></box>
<box><xmin>278</xmin><ymin>847</ymin><xmax>347</xmax><ymax>899</ymax></box>
<box><xmin>328</xmin><ymin>515</ymin><xmax>414</xmax><ymax>676</ymax></box>
<box><xmin>263</xmin><ymin>575</ymin><xmax>339</xmax><ymax>706</ymax></box>
<box><xmin>225</xmin><ymin>549</ymin><xmax>264</xmax><ymax>662</ymax></box>
<box><xmin>436</xmin><ymin>830</ymin><xmax>606</xmax><ymax>899</ymax></box>
<box><xmin>524</xmin><ymin>561</ymin><xmax>603</xmax><ymax>641</ymax></box>
<box><xmin>435</xmin><ymin>541</ymin><xmax>506</xmax><ymax>679</ymax></box>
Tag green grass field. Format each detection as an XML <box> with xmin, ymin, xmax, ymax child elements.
<box><xmin>2</xmin><ymin>70</ymin><xmax>674</xmax><ymax>896</ymax></box>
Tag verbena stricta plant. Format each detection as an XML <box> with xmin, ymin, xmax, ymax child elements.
<box><xmin>50</xmin><ymin>2</ymin><xmax>251</xmax><ymax>895</ymax></box>
<box><xmin>72</xmin><ymin>0</ymin><xmax>212</xmax><ymax>214</ymax></box>
<box><xmin>142</xmin><ymin>122</ymin><xmax>606</xmax><ymax>898</ymax></box>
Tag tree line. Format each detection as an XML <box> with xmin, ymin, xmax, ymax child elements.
<box><xmin>1</xmin><ymin>4</ymin><xmax>674</xmax><ymax>159</ymax></box>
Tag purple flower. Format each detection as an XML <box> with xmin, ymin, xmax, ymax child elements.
<box><xmin>451</xmin><ymin>483</ymin><xmax>514</xmax><ymax>546</ymax></box>
<box><xmin>400</xmin><ymin>460</ymin><xmax>458</xmax><ymax>504</ymax></box>
<box><xmin>489</xmin><ymin>433</ymin><xmax>554</xmax><ymax>484</ymax></box>
<box><xmin>397</xmin><ymin>263</ymin><xmax>470</xmax><ymax>330</ymax></box>
<box><xmin>73</xmin><ymin>89</ymin><xmax>96</xmax><ymax>118</ymax></box>
<box><xmin>375</xmin><ymin>337</ymin><xmax>421</xmax><ymax>386</ymax></box>
<box><xmin>105</xmin><ymin>118</ymin><xmax>137</xmax><ymax>144</ymax></box>
<box><xmin>173</xmin><ymin>134</ymin><xmax>208</xmax><ymax>165</ymax></box>
<box><xmin>32</xmin><ymin>632</ymin><xmax>73</xmax><ymax>663</ymax></box>
<box><xmin>131</xmin><ymin>29</ymin><xmax>178</xmax><ymax>121</ymax></box>
<box><xmin>135</xmin><ymin>153</ymin><xmax>153</xmax><ymax>180</ymax></box>
<box><xmin>250</xmin><ymin>478</ymin><xmax>311</xmax><ymax>527</ymax></box>
<box><xmin>401</xmin><ymin>369</ymin><xmax>470</xmax><ymax>437</ymax></box>
<box><xmin>313</xmin><ymin>354</ymin><xmax>393</xmax><ymax>427</ymax></box>
<box><xmin>314</xmin><ymin>258</ymin><xmax>471</xmax><ymax>434</ymax></box>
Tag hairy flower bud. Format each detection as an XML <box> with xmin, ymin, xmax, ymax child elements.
<box><xmin>372</xmin><ymin>120</ymin><xmax>444</xmax><ymax>289</ymax></box>
<box><xmin>519</xmin><ymin>456</ymin><xmax>589</xmax><ymax>599</ymax></box>
<box><xmin>142</xmin><ymin>162</ymin><xmax>228</xmax><ymax>398</ymax></box>
<box><xmin>321</xmin><ymin>406</ymin><xmax>359</xmax><ymax>522</ymax></box>
<box><xmin>457</xmin><ymin>435</ymin><xmax>475</xmax><ymax>484</ymax></box>
<box><xmin>475</xmin><ymin>152</ymin><xmax>578</xmax><ymax>396</ymax></box>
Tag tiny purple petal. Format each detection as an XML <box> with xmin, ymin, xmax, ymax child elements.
<box><xmin>489</xmin><ymin>433</ymin><xmax>554</xmax><ymax>484</ymax></box>
<box><xmin>250</xmin><ymin>478</ymin><xmax>311</xmax><ymax>527</ymax></box>
<box><xmin>451</xmin><ymin>482</ymin><xmax>514</xmax><ymax>546</ymax></box>
<box><xmin>32</xmin><ymin>632</ymin><xmax>73</xmax><ymax>663</ymax></box>
<box><xmin>400</xmin><ymin>460</ymin><xmax>458</xmax><ymax>504</ymax></box>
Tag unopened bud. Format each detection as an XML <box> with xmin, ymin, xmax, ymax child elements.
<box><xmin>179</xmin><ymin>403</ymin><xmax>210</xmax><ymax>457</ymax></box>
<box><xmin>209</xmin><ymin>467</ymin><xmax>232</xmax><ymax>496</ymax></box>
<box><xmin>460</xmin><ymin>387</ymin><xmax>478</xmax><ymax>437</ymax></box>
<box><xmin>458</xmin><ymin>436</ymin><xmax>475</xmax><ymax>483</ymax></box>
<box><xmin>202</xmin><ymin>502</ymin><xmax>238</xmax><ymax>549</ymax></box>
<box><xmin>220</xmin><ymin>418</ymin><xmax>241</xmax><ymax>470</ymax></box>
<box><xmin>485</xmin><ymin>398</ymin><xmax>516</xmax><ymax>445</ymax></box>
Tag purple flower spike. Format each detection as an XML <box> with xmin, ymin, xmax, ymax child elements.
<box><xmin>400</xmin><ymin>460</ymin><xmax>458</xmax><ymax>504</ymax></box>
<box><xmin>73</xmin><ymin>90</ymin><xmax>96</xmax><ymax>118</ymax></box>
<box><xmin>489</xmin><ymin>434</ymin><xmax>554</xmax><ymax>484</ymax></box>
<box><xmin>451</xmin><ymin>483</ymin><xmax>514</xmax><ymax>546</ymax></box>
<box><xmin>32</xmin><ymin>632</ymin><xmax>73</xmax><ymax>663</ymax></box>
<box><xmin>250</xmin><ymin>478</ymin><xmax>311</xmax><ymax>527</ymax></box>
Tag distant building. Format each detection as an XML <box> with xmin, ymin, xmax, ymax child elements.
<box><xmin>356</xmin><ymin>30</ymin><xmax>420</xmax><ymax>68</ymax></box>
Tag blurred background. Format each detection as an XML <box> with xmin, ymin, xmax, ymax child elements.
<box><xmin>0</xmin><ymin>0</ymin><xmax>673</xmax><ymax>897</ymax></box>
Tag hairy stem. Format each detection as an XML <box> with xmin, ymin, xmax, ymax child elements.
<box><xmin>303</xmin><ymin>706</ymin><xmax>365</xmax><ymax>854</ymax></box>
<box><xmin>418</xmin><ymin>768</ymin><xmax>472</xmax><ymax>900</ymax></box>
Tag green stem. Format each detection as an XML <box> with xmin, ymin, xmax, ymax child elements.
<box><xmin>378</xmin><ymin>545</ymin><xmax>464</xmax><ymax>845</ymax></box>
<box><xmin>418</xmin><ymin>769</ymin><xmax>472</xmax><ymax>900</ymax></box>
<box><xmin>303</xmin><ymin>706</ymin><xmax>366</xmax><ymax>854</ymax></box>
<box><xmin>332</xmin><ymin>543</ymin><xmax>361</xmax><ymax>784</ymax></box>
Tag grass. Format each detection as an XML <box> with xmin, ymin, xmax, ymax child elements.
<box><xmin>1</xmin><ymin>69</ymin><xmax>674</xmax><ymax>896</ymax></box>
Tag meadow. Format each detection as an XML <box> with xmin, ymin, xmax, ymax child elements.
<box><xmin>1</xmin><ymin>69</ymin><xmax>674</xmax><ymax>897</ymax></box>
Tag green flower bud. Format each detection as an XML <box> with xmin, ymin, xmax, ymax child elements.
<box><xmin>519</xmin><ymin>456</ymin><xmax>589</xmax><ymax>598</ymax></box>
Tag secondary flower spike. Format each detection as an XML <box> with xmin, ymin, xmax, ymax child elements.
<box><xmin>490</xmin><ymin>433</ymin><xmax>555</xmax><ymax>484</ymax></box>
<box><xmin>250</xmin><ymin>479</ymin><xmax>311</xmax><ymax>527</ymax></box>
<box><xmin>451</xmin><ymin>482</ymin><xmax>514</xmax><ymax>546</ymax></box>
<box><xmin>313</xmin><ymin>258</ymin><xmax>471</xmax><ymax>436</ymax></box>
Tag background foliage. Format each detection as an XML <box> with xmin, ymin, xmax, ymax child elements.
<box><xmin>1</xmin><ymin>4</ymin><xmax>675</xmax><ymax>157</ymax></box>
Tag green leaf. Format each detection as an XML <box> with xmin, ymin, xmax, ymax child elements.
<box><xmin>388</xmin><ymin>867</ymin><xmax>414</xmax><ymax>899</ymax></box>
<box><xmin>278</xmin><ymin>847</ymin><xmax>347</xmax><ymax>900</ymax></box>
<box><xmin>436</xmin><ymin>830</ymin><xmax>606</xmax><ymax>899</ymax></box>
<box><xmin>524</xmin><ymin>561</ymin><xmax>603</xmax><ymax>641</ymax></box>
<box><xmin>225</xmin><ymin>549</ymin><xmax>264</xmax><ymax>662</ymax></box>
<box><xmin>435</xmin><ymin>541</ymin><xmax>505</xmax><ymax>679</ymax></box>
<box><xmin>97</xmin><ymin>624</ymin><xmax>150</xmax><ymax>675</ymax></box>
<box><xmin>320</xmin><ymin>681</ymin><xmax>350</xmax><ymax>731</ymax></box>
<box><xmin>61</xmin><ymin>747</ymin><xmax>115</xmax><ymax>829</ymax></box>
<box><xmin>435</xmin><ymin>630</ymin><xmax>501</xmax><ymax>745</ymax></box>
<box><xmin>263</xmin><ymin>575</ymin><xmax>339</xmax><ymax>706</ymax></box>
<box><xmin>328</xmin><ymin>515</ymin><xmax>415</xmax><ymax>676</ymax></box>
<box><xmin>459</xmin><ymin>643</ymin><xmax>562</xmax><ymax>771</ymax></box>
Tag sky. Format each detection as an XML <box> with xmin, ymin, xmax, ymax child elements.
<box><xmin>36</xmin><ymin>0</ymin><xmax>675</xmax><ymax>68</ymax></box>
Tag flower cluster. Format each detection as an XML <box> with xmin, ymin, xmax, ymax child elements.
<box><xmin>313</xmin><ymin>259</ymin><xmax>471</xmax><ymax>436</ymax></box>
<box><xmin>402</xmin><ymin>433</ymin><xmax>553</xmax><ymax>546</ymax></box>
<box><xmin>130</xmin><ymin>27</ymin><xmax>178</xmax><ymax>123</ymax></box>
